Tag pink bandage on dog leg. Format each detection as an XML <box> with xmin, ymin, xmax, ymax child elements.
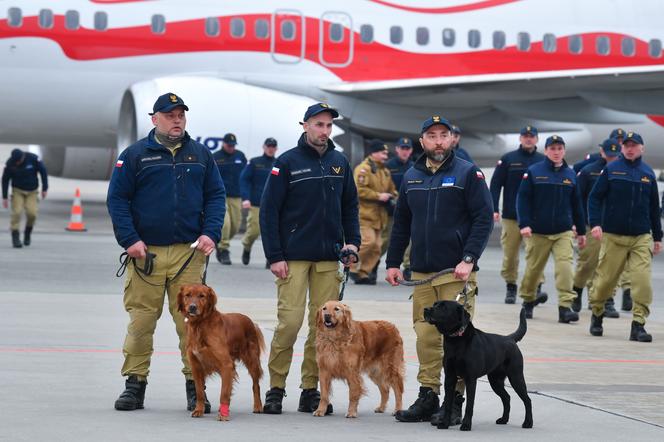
<box><xmin>219</xmin><ymin>403</ymin><xmax>230</xmax><ymax>417</ymax></box>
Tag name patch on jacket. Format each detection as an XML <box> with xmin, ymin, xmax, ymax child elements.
<box><xmin>291</xmin><ymin>168</ymin><xmax>312</xmax><ymax>176</ymax></box>
<box><xmin>330</xmin><ymin>166</ymin><xmax>343</xmax><ymax>175</ymax></box>
<box><xmin>562</xmin><ymin>178</ymin><xmax>572</xmax><ymax>185</ymax></box>
<box><xmin>641</xmin><ymin>176</ymin><xmax>651</xmax><ymax>183</ymax></box>
<box><xmin>407</xmin><ymin>179</ymin><xmax>423</xmax><ymax>184</ymax></box>
<box><xmin>441</xmin><ymin>176</ymin><xmax>456</xmax><ymax>187</ymax></box>
<box><xmin>140</xmin><ymin>155</ymin><xmax>163</xmax><ymax>163</ymax></box>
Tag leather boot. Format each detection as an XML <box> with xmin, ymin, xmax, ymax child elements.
<box><xmin>11</xmin><ymin>230</ymin><xmax>22</xmax><ymax>248</ymax></box>
<box><xmin>242</xmin><ymin>248</ymin><xmax>250</xmax><ymax>265</ymax></box>
<box><xmin>23</xmin><ymin>225</ymin><xmax>33</xmax><ymax>246</ymax></box>
<box><xmin>630</xmin><ymin>321</ymin><xmax>652</xmax><ymax>343</ymax></box>
<box><xmin>621</xmin><ymin>289</ymin><xmax>632</xmax><ymax>311</ymax></box>
<box><xmin>522</xmin><ymin>291</ymin><xmax>548</xmax><ymax>319</ymax></box>
<box><xmin>504</xmin><ymin>283</ymin><xmax>517</xmax><ymax>304</ymax></box>
<box><xmin>536</xmin><ymin>283</ymin><xmax>548</xmax><ymax>300</ymax></box>
<box><xmin>571</xmin><ymin>286</ymin><xmax>583</xmax><ymax>313</ymax></box>
<box><xmin>263</xmin><ymin>387</ymin><xmax>286</xmax><ymax>414</ymax></box>
<box><xmin>114</xmin><ymin>376</ymin><xmax>147</xmax><ymax>410</ymax></box>
<box><xmin>430</xmin><ymin>391</ymin><xmax>464</xmax><ymax>426</ymax></box>
<box><xmin>185</xmin><ymin>379</ymin><xmax>211</xmax><ymax>413</ymax></box>
<box><xmin>395</xmin><ymin>386</ymin><xmax>439</xmax><ymax>422</ymax></box>
<box><xmin>558</xmin><ymin>306</ymin><xmax>579</xmax><ymax>323</ymax></box>
<box><xmin>298</xmin><ymin>388</ymin><xmax>332</xmax><ymax>414</ymax></box>
<box><xmin>217</xmin><ymin>249</ymin><xmax>231</xmax><ymax>265</ymax></box>
<box><xmin>604</xmin><ymin>297</ymin><xmax>620</xmax><ymax>318</ymax></box>
<box><xmin>589</xmin><ymin>314</ymin><xmax>603</xmax><ymax>336</ymax></box>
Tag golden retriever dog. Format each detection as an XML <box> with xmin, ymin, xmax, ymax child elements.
<box><xmin>177</xmin><ymin>284</ymin><xmax>264</xmax><ymax>421</ymax></box>
<box><xmin>314</xmin><ymin>300</ymin><xmax>404</xmax><ymax>418</ymax></box>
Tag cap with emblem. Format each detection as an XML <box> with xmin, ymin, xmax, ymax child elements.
<box><xmin>545</xmin><ymin>135</ymin><xmax>565</xmax><ymax>147</ymax></box>
<box><xmin>302</xmin><ymin>102</ymin><xmax>339</xmax><ymax>122</ymax></box>
<box><xmin>264</xmin><ymin>137</ymin><xmax>277</xmax><ymax>147</ymax></box>
<box><xmin>10</xmin><ymin>148</ymin><xmax>23</xmax><ymax>163</ymax></box>
<box><xmin>223</xmin><ymin>133</ymin><xmax>237</xmax><ymax>145</ymax></box>
<box><xmin>368</xmin><ymin>139</ymin><xmax>389</xmax><ymax>153</ymax></box>
<box><xmin>599</xmin><ymin>138</ymin><xmax>621</xmax><ymax>157</ymax></box>
<box><xmin>520</xmin><ymin>125</ymin><xmax>538</xmax><ymax>136</ymax></box>
<box><xmin>149</xmin><ymin>92</ymin><xmax>189</xmax><ymax>115</ymax></box>
<box><xmin>609</xmin><ymin>128</ymin><xmax>625</xmax><ymax>139</ymax></box>
<box><xmin>421</xmin><ymin>115</ymin><xmax>453</xmax><ymax>133</ymax></box>
<box><xmin>451</xmin><ymin>125</ymin><xmax>462</xmax><ymax>135</ymax></box>
<box><xmin>623</xmin><ymin>131</ymin><xmax>644</xmax><ymax>145</ymax></box>
<box><xmin>396</xmin><ymin>137</ymin><xmax>413</xmax><ymax>148</ymax></box>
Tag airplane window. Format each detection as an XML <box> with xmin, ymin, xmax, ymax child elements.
<box><xmin>649</xmin><ymin>39</ymin><xmax>662</xmax><ymax>58</ymax></box>
<box><xmin>621</xmin><ymin>37</ymin><xmax>635</xmax><ymax>56</ymax></box>
<box><xmin>205</xmin><ymin>17</ymin><xmax>220</xmax><ymax>37</ymax></box>
<box><xmin>151</xmin><ymin>14</ymin><xmax>166</xmax><ymax>34</ymax></box>
<box><xmin>360</xmin><ymin>24</ymin><xmax>373</xmax><ymax>43</ymax></box>
<box><xmin>231</xmin><ymin>17</ymin><xmax>245</xmax><ymax>38</ymax></box>
<box><xmin>329</xmin><ymin>22</ymin><xmax>344</xmax><ymax>43</ymax></box>
<box><xmin>596</xmin><ymin>36</ymin><xmax>610</xmax><ymax>55</ymax></box>
<box><xmin>517</xmin><ymin>32</ymin><xmax>530</xmax><ymax>51</ymax></box>
<box><xmin>94</xmin><ymin>11</ymin><xmax>108</xmax><ymax>31</ymax></box>
<box><xmin>281</xmin><ymin>20</ymin><xmax>295</xmax><ymax>41</ymax></box>
<box><xmin>254</xmin><ymin>19</ymin><xmax>269</xmax><ymax>39</ymax></box>
<box><xmin>468</xmin><ymin>30</ymin><xmax>481</xmax><ymax>48</ymax></box>
<box><xmin>38</xmin><ymin>9</ymin><xmax>54</xmax><ymax>29</ymax></box>
<box><xmin>568</xmin><ymin>35</ymin><xmax>582</xmax><ymax>54</ymax></box>
<box><xmin>442</xmin><ymin>28</ymin><xmax>455</xmax><ymax>47</ymax></box>
<box><xmin>543</xmin><ymin>33</ymin><xmax>556</xmax><ymax>53</ymax></box>
<box><xmin>416</xmin><ymin>27</ymin><xmax>429</xmax><ymax>45</ymax></box>
<box><xmin>493</xmin><ymin>31</ymin><xmax>505</xmax><ymax>49</ymax></box>
<box><xmin>7</xmin><ymin>7</ymin><xmax>22</xmax><ymax>27</ymax></box>
<box><xmin>390</xmin><ymin>26</ymin><xmax>403</xmax><ymax>44</ymax></box>
<box><xmin>65</xmin><ymin>10</ymin><xmax>80</xmax><ymax>30</ymax></box>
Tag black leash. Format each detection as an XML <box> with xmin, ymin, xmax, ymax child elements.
<box><xmin>116</xmin><ymin>248</ymin><xmax>202</xmax><ymax>287</ymax></box>
<box><xmin>396</xmin><ymin>267</ymin><xmax>455</xmax><ymax>286</ymax></box>
<box><xmin>336</xmin><ymin>245</ymin><xmax>359</xmax><ymax>301</ymax></box>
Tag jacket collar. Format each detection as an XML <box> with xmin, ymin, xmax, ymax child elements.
<box><xmin>296</xmin><ymin>132</ymin><xmax>336</xmax><ymax>158</ymax></box>
<box><xmin>544</xmin><ymin>157</ymin><xmax>568</xmax><ymax>171</ymax></box>
<box><xmin>518</xmin><ymin>145</ymin><xmax>539</xmax><ymax>155</ymax></box>
<box><xmin>414</xmin><ymin>149</ymin><xmax>456</xmax><ymax>175</ymax></box>
<box><xmin>146</xmin><ymin>128</ymin><xmax>191</xmax><ymax>152</ymax></box>
<box><xmin>621</xmin><ymin>155</ymin><xmax>642</xmax><ymax>168</ymax></box>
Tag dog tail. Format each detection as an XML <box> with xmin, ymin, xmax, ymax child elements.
<box><xmin>509</xmin><ymin>308</ymin><xmax>527</xmax><ymax>342</ymax></box>
<box><xmin>254</xmin><ymin>322</ymin><xmax>266</xmax><ymax>356</ymax></box>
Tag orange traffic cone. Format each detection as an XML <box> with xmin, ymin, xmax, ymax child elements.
<box><xmin>65</xmin><ymin>188</ymin><xmax>87</xmax><ymax>232</ymax></box>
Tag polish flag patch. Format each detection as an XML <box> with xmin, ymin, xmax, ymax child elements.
<box><xmin>115</xmin><ymin>160</ymin><xmax>124</xmax><ymax>168</ymax></box>
<box><xmin>271</xmin><ymin>167</ymin><xmax>280</xmax><ymax>176</ymax></box>
<box><xmin>496</xmin><ymin>160</ymin><xmax>502</xmax><ymax>166</ymax></box>
<box><xmin>476</xmin><ymin>170</ymin><xmax>485</xmax><ymax>179</ymax></box>
<box><xmin>522</xmin><ymin>172</ymin><xmax>529</xmax><ymax>179</ymax></box>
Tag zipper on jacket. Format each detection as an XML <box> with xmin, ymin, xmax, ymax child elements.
<box><xmin>319</xmin><ymin>158</ymin><xmax>328</xmax><ymax>254</ymax></box>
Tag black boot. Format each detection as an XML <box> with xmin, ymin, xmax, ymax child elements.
<box><xmin>263</xmin><ymin>387</ymin><xmax>286</xmax><ymax>414</ymax></box>
<box><xmin>298</xmin><ymin>388</ymin><xmax>332</xmax><ymax>414</ymax></box>
<box><xmin>630</xmin><ymin>321</ymin><xmax>653</xmax><ymax>343</ymax></box>
<box><xmin>522</xmin><ymin>291</ymin><xmax>548</xmax><ymax>320</ymax></box>
<box><xmin>23</xmin><ymin>226</ymin><xmax>33</xmax><ymax>246</ymax></box>
<box><xmin>355</xmin><ymin>277</ymin><xmax>376</xmax><ymax>285</ymax></box>
<box><xmin>217</xmin><ymin>249</ymin><xmax>231</xmax><ymax>265</ymax></box>
<box><xmin>11</xmin><ymin>230</ymin><xmax>22</xmax><ymax>248</ymax></box>
<box><xmin>430</xmin><ymin>391</ymin><xmax>464</xmax><ymax>426</ymax></box>
<box><xmin>622</xmin><ymin>289</ymin><xmax>632</xmax><ymax>311</ymax></box>
<box><xmin>114</xmin><ymin>376</ymin><xmax>147</xmax><ymax>410</ymax></box>
<box><xmin>604</xmin><ymin>297</ymin><xmax>620</xmax><ymax>318</ymax></box>
<box><xmin>590</xmin><ymin>314</ymin><xmax>603</xmax><ymax>336</ymax></box>
<box><xmin>242</xmin><ymin>248</ymin><xmax>251</xmax><ymax>265</ymax></box>
<box><xmin>571</xmin><ymin>286</ymin><xmax>583</xmax><ymax>313</ymax></box>
<box><xmin>395</xmin><ymin>386</ymin><xmax>439</xmax><ymax>422</ymax></box>
<box><xmin>558</xmin><ymin>306</ymin><xmax>579</xmax><ymax>323</ymax></box>
<box><xmin>368</xmin><ymin>261</ymin><xmax>379</xmax><ymax>283</ymax></box>
<box><xmin>504</xmin><ymin>283</ymin><xmax>517</xmax><ymax>304</ymax></box>
<box><xmin>536</xmin><ymin>283</ymin><xmax>548</xmax><ymax>300</ymax></box>
<box><xmin>185</xmin><ymin>379</ymin><xmax>211</xmax><ymax>413</ymax></box>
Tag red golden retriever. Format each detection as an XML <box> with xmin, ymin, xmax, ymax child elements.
<box><xmin>177</xmin><ymin>284</ymin><xmax>264</xmax><ymax>421</ymax></box>
<box><xmin>314</xmin><ymin>300</ymin><xmax>405</xmax><ymax>418</ymax></box>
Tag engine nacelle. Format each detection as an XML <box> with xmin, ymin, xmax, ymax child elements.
<box><xmin>39</xmin><ymin>145</ymin><xmax>118</xmax><ymax>180</ymax></box>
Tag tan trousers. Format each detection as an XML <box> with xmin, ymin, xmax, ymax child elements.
<box><xmin>411</xmin><ymin>271</ymin><xmax>477</xmax><ymax>394</ymax></box>
<box><xmin>520</xmin><ymin>231</ymin><xmax>576</xmax><ymax>307</ymax></box>
<box><xmin>573</xmin><ymin>226</ymin><xmax>631</xmax><ymax>292</ymax></box>
<box><xmin>219</xmin><ymin>196</ymin><xmax>242</xmax><ymax>251</ymax></box>
<box><xmin>380</xmin><ymin>216</ymin><xmax>411</xmax><ymax>268</ymax></box>
<box><xmin>590</xmin><ymin>233</ymin><xmax>652</xmax><ymax>324</ymax></box>
<box><xmin>241</xmin><ymin>206</ymin><xmax>261</xmax><ymax>251</ymax></box>
<box><xmin>268</xmin><ymin>261</ymin><xmax>342</xmax><ymax>389</ymax></box>
<box><xmin>501</xmin><ymin>218</ymin><xmax>544</xmax><ymax>285</ymax></box>
<box><xmin>10</xmin><ymin>188</ymin><xmax>38</xmax><ymax>230</ymax></box>
<box><xmin>121</xmin><ymin>243</ymin><xmax>206</xmax><ymax>380</ymax></box>
<box><xmin>355</xmin><ymin>224</ymin><xmax>382</xmax><ymax>278</ymax></box>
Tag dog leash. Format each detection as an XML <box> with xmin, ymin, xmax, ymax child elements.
<box><xmin>395</xmin><ymin>267</ymin><xmax>455</xmax><ymax>286</ymax></box>
<box><xmin>335</xmin><ymin>245</ymin><xmax>359</xmax><ymax>301</ymax></box>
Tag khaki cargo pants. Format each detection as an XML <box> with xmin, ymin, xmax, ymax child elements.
<box><xmin>501</xmin><ymin>218</ymin><xmax>544</xmax><ymax>286</ymax></box>
<box><xmin>573</xmin><ymin>226</ymin><xmax>631</xmax><ymax>292</ymax></box>
<box><xmin>356</xmin><ymin>225</ymin><xmax>382</xmax><ymax>278</ymax></box>
<box><xmin>411</xmin><ymin>271</ymin><xmax>477</xmax><ymax>394</ymax></box>
<box><xmin>219</xmin><ymin>196</ymin><xmax>242</xmax><ymax>251</ymax></box>
<box><xmin>121</xmin><ymin>243</ymin><xmax>206</xmax><ymax>380</ymax></box>
<box><xmin>380</xmin><ymin>215</ymin><xmax>411</xmax><ymax>268</ymax></box>
<box><xmin>241</xmin><ymin>206</ymin><xmax>261</xmax><ymax>252</ymax></box>
<box><xmin>10</xmin><ymin>188</ymin><xmax>38</xmax><ymax>230</ymax></box>
<box><xmin>268</xmin><ymin>260</ymin><xmax>342</xmax><ymax>390</ymax></box>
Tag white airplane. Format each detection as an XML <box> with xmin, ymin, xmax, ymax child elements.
<box><xmin>2</xmin><ymin>0</ymin><xmax>664</xmax><ymax>179</ymax></box>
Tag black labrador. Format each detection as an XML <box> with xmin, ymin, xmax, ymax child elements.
<box><xmin>423</xmin><ymin>300</ymin><xmax>533</xmax><ymax>431</ymax></box>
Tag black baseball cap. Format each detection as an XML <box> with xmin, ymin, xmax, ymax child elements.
<box><xmin>223</xmin><ymin>133</ymin><xmax>237</xmax><ymax>145</ymax></box>
<box><xmin>545</xmin><ymin>135</ymin><xmax>565</xmax><ymax>147</ymax></box>
<box><xmin>302</xmin><ymin>103</ymin><xmax>339</xmax><ymax>122</ymax></box>
<box><xmin>623</xmin><ymin>131</ymin><xmax>644</xmax><ymax>145</ymax></box>
<box><xmin>520</xmin><ymin>125</ymin><xmax>538</xmax><ymax>136</ymax></box>
<box><xmin>421</xmin><ymin>115</ymin><xmax>453</xmax><ymax>134</ymax></box>
<box><xmin>149</xmin><ymin>92</ymin><xmax>189</xmax><ymax>115</ymax></box>
<box><xmin>264</xmin><ymin>137</ymin><xmax>278</xmax><ymax>146</ymax></box>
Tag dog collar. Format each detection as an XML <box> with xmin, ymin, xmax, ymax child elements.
<box><xmin>450</xmin><ymin>324</ymin><xmax>467</xmax><ymax>337</ymax></box>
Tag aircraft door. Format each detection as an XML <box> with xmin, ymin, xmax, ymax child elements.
<box><xmin>271</xmin><ymin>9</ymin><xmax>305</xmax><ymax>64</ymax></box>
<box><xmin>319</xmin><ymin>11</ymin><xmax>353</xmax><ymax>68</ymax></box>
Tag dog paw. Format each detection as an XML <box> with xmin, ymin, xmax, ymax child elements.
<box><xmin>217</xmin><ymin>414</ymin><xmax>230</xmax><ymax>421</ymax></box>
<box><xmin>345</xmin><ymin>412</ymin><xmax>357</xmax><ymax>418</ymax></box>
<box><xmin>460</xmin><ymin>422</ymin><xmax>472</xmax><ymax>431</ymax></box>
<box><xmin>191</xmin><ymin>409</ymin><xmax>204</xmax><ymax>418</ymax></box>
<box><xmin>496</xmin><ymin>417</ymin><xmax>509</xmax><ymax>425</ymax></box>
<box><xmin>374</xmin><ymin>406</ymin><xmax>385</xmax><ymax>413</ymax></box>
<box><xmin>437</xmin><ymin>423</ymin><xmax>449</xmax><ymax>430</ymax></box>
<box><xmin>522</xmin><ymin>419</ymin><xmax>533</xmax><ymax>429</ymax></box>
<box><xmin>312</xmin><ymin>409</ymin><xmax>326</xmax><ymax>417</ymax></box>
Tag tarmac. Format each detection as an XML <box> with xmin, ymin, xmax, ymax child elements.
<box><xmin>0</xmin><ymin>176</ymin><xmax>663</xmax><ymax>442</ymax></box>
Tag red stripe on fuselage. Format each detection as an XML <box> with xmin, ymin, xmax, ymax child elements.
<box><xmin>647</xmin><ymin>115</ymin><xmax>664</xmax><ymax>127</ymax></box>
<box><xmin>368</xmin><ymin>0</ymin><xmax>521</xmax><ymax>14</ymax></box>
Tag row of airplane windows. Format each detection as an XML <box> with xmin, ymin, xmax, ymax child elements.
<box><xmin>6</xmin><ymin>7</ymin><xmax>664</xmax><ymax>58</ymax></box>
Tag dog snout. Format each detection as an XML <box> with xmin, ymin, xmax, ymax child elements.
<box><xmin>323</xmin><ymin>313</ymin><xmax>332</xmax><ymax>322</ymax></box>
<box><xmin>188</xmin><ymin>304</ymin><xmax>198</xmax><ymax>314</ymax></box>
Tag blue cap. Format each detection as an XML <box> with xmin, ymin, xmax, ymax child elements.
<box><xmin>520</xmin><ymin>125</ymin><xmax>538</xmax><ymax>136</ymax></box>
<box><xmin>302</xmin><ymin>103</ymin><xmax>339</xmax><ymax>122</ymax></box>
<box><xmin>223</xmin><ymin>133</ymin><xmax>237</xmax><ymax>145</ymax></box>
<box><xmin>149</xmin><ymin>92</ymin><xmax>189</xmax><ymax>115</ymax></box>
<box><xmin>421</xmin><ymin>115</ymin><xmax>453</xmax><ymax>133</ymax></box>
<box><xmin>396</xmin><ymin>137</ymin><xmax>413</xmax><ymax>148</ymax></box>
<box><xmin>10</xmin><ymin>148</ymin><xmax>23</xmax><ymax>163</ymax></box>
<box><xmin>368</xmin><ymin>139</ymin><xmax>389</xmax><ymax>153</ymax></box>
<box><xmin>609</xmin><ymin>128</ymin><xmax>625</xmax><ymax>139</ymax></box>
<box><xmin>623</xmin><ymin>131</ymin><xmax>644</xmax><ymax>145</ymax></box>
<box><xmin>451</xmin><ymin>124</ymin><xmax>462</xmax><ymax>135</ymax></box>
<box><xmin>545</xmin><ymin>135</ymin><xmax>565</xmax><ymax>147</ymax></box>
<box><xmin>599</xmin><ymin>138</ymin><xmax>621</xmax><ymax>157</ymax></box>
<box><xmin>264</xmin><ymin>137</ymin><xmax>277</xmax><ymax>146</ymax></box>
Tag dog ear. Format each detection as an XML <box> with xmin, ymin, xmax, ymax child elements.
<box><xmin>315</xmin><ymin>308</ymin><xmax>323</xmax><ymax>330</ymax></box>
<box><xmin>342</xmin><ymin>304</ymin><xmax>353</xmax><ymax>322</ymax></box>
<box><xmin>176</xmin><ymin>286</ymin><xmax>186</xmax><ymax>314</ymax></box>
<box><xmin>204</xmin><ymin>286</ymin><xmax>218</xmax><ymax>315</ymax></box>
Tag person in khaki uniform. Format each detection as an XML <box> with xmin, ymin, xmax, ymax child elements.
<box><xmin>107</xmin><ymin>93</ymin><xmax>225</xmax><ymax>412</ymax></box>
<box><xmin>259</xmin><ymin>103</ymin><xmax>360</xmax><ymax>415</ymax></box>
<box><xmin>352</xmin><ymin>139</ymin><xmax>398</xmax><ymax>285</ymax></box>
<box><xmin>516</xmin><ymin>135</ymin><xmax>586</xmax><ymax>323</ymax></box>
<box><xmin>587</xmin><ymin>132</ymin><xmax>662</xmax><ymax>342</ymax></box>
<box><xmin>2</xmin><ymin>149</ymin><xmax>48</xmax><ymax>248</ymax></box>
<box><xmin>386</xmin><ymin>115</ymin><xmax>493</xmax><ymax>426</ymax></box>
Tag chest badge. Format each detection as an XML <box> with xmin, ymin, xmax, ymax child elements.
<box><xmin>331</xmin><ymin>166</ymin><xmax>343</xmax><ymax>175</ymax></box>
<box><xmin>442</xmin><ymin>176</ymin><xmax>456</xmax><ymax>187</ymax></box>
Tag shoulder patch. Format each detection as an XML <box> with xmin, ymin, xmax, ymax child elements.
<box><xmin>475</xmin><ymin>170</ymin><xmax>485</xmax><ymax>179</ymax></box>
<box><xmin>522</xmin><ymin>172</ymin><xmax>528</xmax><ymax>179</ymax></box>
<box><xmin>271</xmin><ymin>167</ymin><xmax>280</xmax><ymax>176</ymax></box>
<box><xmin>496</xmin><ymin>160</ymin><xmax>502</xmax><ymax>166</ymax></box>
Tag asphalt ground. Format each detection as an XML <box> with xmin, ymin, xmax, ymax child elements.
<box><xmin>0</xmin><ymin>177</ymin><xmax>663</xmax><ymax>442</ymax></box>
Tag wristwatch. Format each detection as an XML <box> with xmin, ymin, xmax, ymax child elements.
<box><xmin>462</xmin><ymin>254</ymin><xmax>475</xmax><ymax>264</ymax></box>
